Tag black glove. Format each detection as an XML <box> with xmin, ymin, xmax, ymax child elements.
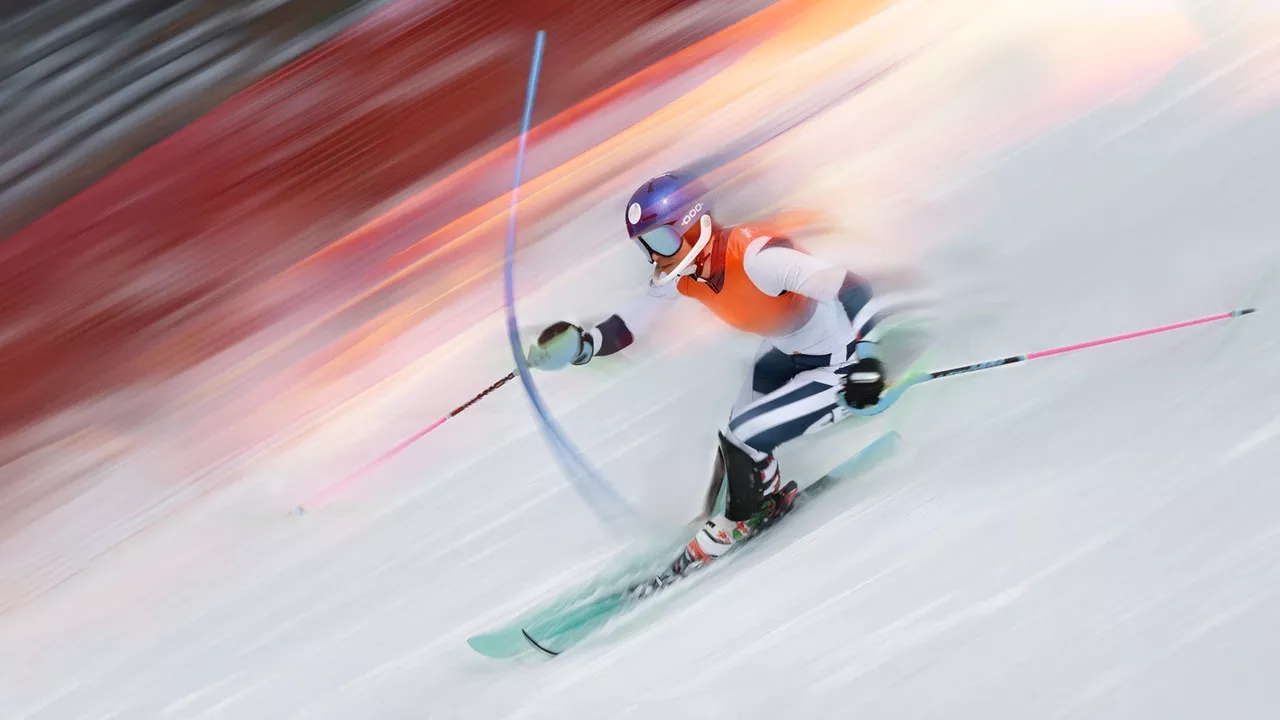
<box><xmin>839</xmin><ymin>357</ymin><xmax>886</xmax><ymax>409</ymax></box>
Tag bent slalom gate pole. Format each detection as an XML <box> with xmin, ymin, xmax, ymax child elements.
<box><xmin>293</xmin><ymin>371</ymin><xmax>517</xmax><ymax>513</ymax></box>
<box><xmin>847</xmin><ymin>308</ymin><xmax>1257</xmax><ymax>417</ymax></box>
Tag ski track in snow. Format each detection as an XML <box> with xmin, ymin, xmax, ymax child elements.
<box><xmin>1219</xmin><ymin>415</ymin><xmax>1280</xmax><ymax>467</ymax></box>
<box><xmin>3</xmin><ymin>1</ymin><xmax>1280</xmax><ymax>718</ymax></box>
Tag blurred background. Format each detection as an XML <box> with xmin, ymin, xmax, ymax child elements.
<box><xmin>1</xmin><ymin>0</ymin><xmax>781</xmax><ymax>602</ymax></box>
<box><xmin>0</xmin><ymin>0</ymin><xmax>775</xmax><ymax>465</ymax></box>
<box><xmin>2</xmin><ymin>0</ymin><xmax>1279</xmax><ymax>717</ymax></box>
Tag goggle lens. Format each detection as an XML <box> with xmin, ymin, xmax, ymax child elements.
<box><xmin>631</xmin><ymin>224</ymin><xmax>685</xmax><ymax>261</ymax></box>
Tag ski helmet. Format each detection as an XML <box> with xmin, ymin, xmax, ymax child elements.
<box><xmin>623</xmin><ymin>172</ymin><xmax>715</xmax><ymax>263</ymax></box>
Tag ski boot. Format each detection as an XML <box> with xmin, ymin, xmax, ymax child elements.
<box><xmin>678</xmin><ymin>481</ymin><xmax>798</xmax><ymax>568</ymax></box>
<box><xmin>673</xmin><ymin>436</ymin><xmax>800</xmax><ymax>575</ymax></box>
<box><xmin>635</xmin><ymin>479</ymin><xmax>798</xmax><ymax>599</ymax></box>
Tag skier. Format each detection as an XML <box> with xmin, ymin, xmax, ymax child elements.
<box><xmin>526</xmin><ymin>171</ymin><xmax>896</xmax><ymax>571</ymax></box>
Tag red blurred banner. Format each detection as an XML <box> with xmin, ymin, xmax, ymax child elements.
<box><xmin>0</xmin><ymin>0</ymin><xmax>774</xmax><ymax>446</ymax></box>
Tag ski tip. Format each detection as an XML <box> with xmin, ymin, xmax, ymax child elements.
<box><xmin>467</xmin><ymin>632</ymin><xmax>528</xmax><ymax>659</ymax></box>
<box><xmin>466</xmin><ymin>629</ymin><xmax>562</xmax><ymax>659</ymax></box>
<box><xmin>1234</xmin><ymin>308</ymin><xmax>1257</xmax><ymax>317</ymax></box>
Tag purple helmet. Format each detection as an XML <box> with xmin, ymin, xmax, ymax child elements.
<box><xmin>624</xmin><ymin>172</ymin><xmax>714</xmax><ymax>263</ymax></box>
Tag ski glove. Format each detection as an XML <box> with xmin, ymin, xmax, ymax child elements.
<box><xmin>838</xmin><ymin>357</ymin><xmax>886</xmax><ymax>409</ymax></box>
<box><xmin>526</xmin><ymin>321</ymin><xmax>595</xmax><ymax>371</ymax></box>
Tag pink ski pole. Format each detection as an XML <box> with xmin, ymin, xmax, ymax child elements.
<box><xmin>848</xmin><ymin>308</ymin><xmax>1257</xmax><ymax>416</ymax></box>
<box><xmin>293</xmin><ymin>371</ymin><xmax>516</xmax><ymax>513</ymax></box>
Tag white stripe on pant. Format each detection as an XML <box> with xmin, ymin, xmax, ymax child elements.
<box><xmin>724</xmin><ymin>364</ymin><xmax>847</xmax><ymax>462</ymax></box>
<box><xmin>724</xmin><ymin>290</ymin><xmax>915</xmax><ymax>462</ymax></box>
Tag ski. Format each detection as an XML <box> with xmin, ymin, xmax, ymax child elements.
<box><xmin>466</xmin><ymin>430</ymin><xmax>901</xmax><ymax>659</ymax></box>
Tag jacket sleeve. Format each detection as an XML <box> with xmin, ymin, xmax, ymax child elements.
<box><xmin>743</xmin><ymin>238</ymin><xmax>886</xmax><ymax>352</ymax></box>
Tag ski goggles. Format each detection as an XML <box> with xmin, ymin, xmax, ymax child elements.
<box><xmin>630</xmin><ymin>223</ymin><xmax>685</xmax><ymax>261</ymax></box>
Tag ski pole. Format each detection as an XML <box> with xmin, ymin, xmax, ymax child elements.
<box><xmin>848</xmin><ymin>308</ymin><xmax>1257</xmax><ymax>416</ymax></box>
<box><xmin>293</xmin><ymin>371</ymin><xmax>516</xmax><ymax>513</ymax></box>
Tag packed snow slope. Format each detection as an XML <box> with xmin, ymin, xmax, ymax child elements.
<box><xmin>2</xmin><ymin>0</ymin><xmax>1279</xmax><ymax>718</ymax></box>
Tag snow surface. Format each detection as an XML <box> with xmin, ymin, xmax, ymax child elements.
<box><xmin>3</xmin><ymin>0</ymin><xmax>1280</xmax><ymax>718</ymax></box>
